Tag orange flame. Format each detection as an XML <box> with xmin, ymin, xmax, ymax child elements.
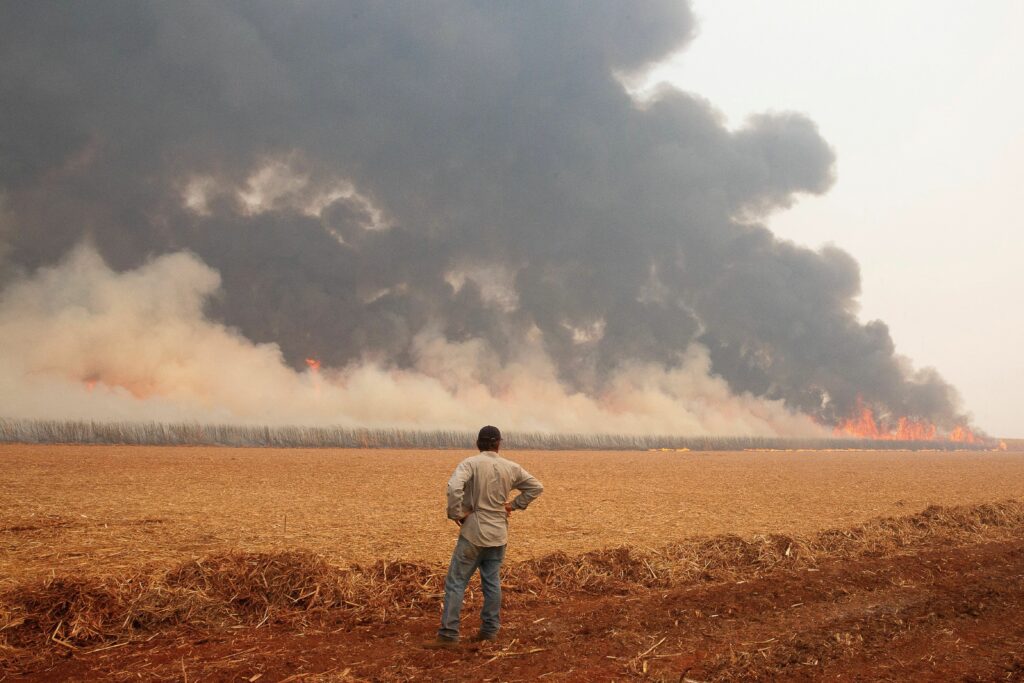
<box><xmin>832</xmin><ymin>401</ymin><xmax>881</xmax><ymax>439</ymax></box>
<box><xmin>834</xmin><ymin>397</ymin><xmax>979</xmax><ymax>443</ymax></box>
<box><xmin>948</xmin><ymin>425</ymin><xmax>981</xmax><ymax>443</ymax></box>
<box><xmin>893</xmin><ymin>416</ymin><xmax>937</xmax><ymax>441</ymax></box>
<box><xmin>305</xmin><ymin>357</ymin><xmax>322</xmax><ymax>399</ymax></box>
<box><xmin>85</xmin><ymin>379</ymin><xmax>97</xmax><ymax>393</ymax></box>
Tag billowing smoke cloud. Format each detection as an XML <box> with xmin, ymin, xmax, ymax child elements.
<box><xmin>0</xmin><ymin>1</ymin><xmax>968</xmax><ymax>433</ymax></box>
<box><xmin>0</xmin><ymin>245</ymin><xmax>819</xmax><ymax>435</ymax></box>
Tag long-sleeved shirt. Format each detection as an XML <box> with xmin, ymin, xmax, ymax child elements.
<box><xmin>446</xmin><ymin>450</ymin><xmax>543</xmax><ymax>547</ymax></box>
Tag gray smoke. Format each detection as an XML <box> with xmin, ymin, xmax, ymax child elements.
<box><xmin>0</xmin><ymin>1</ymin><xmax>968</xmax><ymax>431</ymax></box>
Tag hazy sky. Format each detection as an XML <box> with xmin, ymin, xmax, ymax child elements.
<box><xmin>644</xmin><ymin>1</ymin><xmax>1023</xmax><ymax>436</ymax></box>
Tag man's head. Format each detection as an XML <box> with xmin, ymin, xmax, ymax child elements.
<box><xmin>477</xmin><ymin>425</ymin><xmax>501</xmax><ymax>452</ymax></box>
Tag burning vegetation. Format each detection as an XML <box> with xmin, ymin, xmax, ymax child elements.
<box><xmin>0</xmin><ymin>2</ymin><xmax>984</xmax><ymax>439</ymax></box>
<box><xmin>833</xmin><ymin>398</ymin><xmax>983</xmax><ymax>443</ymax></box>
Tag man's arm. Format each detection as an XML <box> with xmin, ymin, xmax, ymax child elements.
<box><xmin>507</xmin><ymin>465</ymin><xmax>543</xmax><ymax>512</ymax></box>
<box><xmin>446</xmin><ymin>459</ymin><xmax>474</xmax><ymax>522</ymax></box>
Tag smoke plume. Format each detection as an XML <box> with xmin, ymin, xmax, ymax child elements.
<box><xmin>0</xmin><ymin>1</ymin><xmax>968</xmax><ymax>434</ymax></box>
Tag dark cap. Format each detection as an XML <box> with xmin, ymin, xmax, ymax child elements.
<box><xmin>478</xmin><ymin>425</ymin><xmax>501</xmax><ymax>442</ymax></box>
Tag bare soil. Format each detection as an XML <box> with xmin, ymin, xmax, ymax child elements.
<box><xmin>5</xmin><ymin>444</ymin><xmax>1024</xmax><ymax>589</ymax></box>
<box><xmin>9</xmin><ymin>535</ymin><xmax>1024</xmax><ymax>682</ymax></box>
<box><xmin>4</xmin><ymin>445</ymin><xmax>1024</xmax><ymax>681</ymax></box>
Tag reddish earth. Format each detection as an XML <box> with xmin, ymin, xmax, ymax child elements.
<box><xmin>10</xmin><ymin>537</ymin><xmax>1024</xmax><ymax>682</ymax></box>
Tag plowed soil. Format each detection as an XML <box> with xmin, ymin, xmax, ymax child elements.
<box><xmin>5</xmin><ymin>444</ymin><xmax>1024</xmax><ymax>588</ymax></box>
<box><xmin>3</xmin><ymin>445</ymin><xmax>1024</xmax><ymax>681</ymax></box>
<box><xmin>13</xmin><ymin>536</ymin><xmax>1024</xmax><ymax>681</ymax></box>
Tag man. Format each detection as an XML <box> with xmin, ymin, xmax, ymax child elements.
<box><xmin>429</xmin><ymin>425</ymin><xmax>543</xmax><ymax>647</ymax></box>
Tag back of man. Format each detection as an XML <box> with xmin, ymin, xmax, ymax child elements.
<box><xmin>431</xmin><ymin>425</ymin><xmax>543</xmax><ymax>646</ymax></box>
<box><xmin>449</xmin><ymin>451</ymin><xmax>534</xmax><ymax>548</ymax></box>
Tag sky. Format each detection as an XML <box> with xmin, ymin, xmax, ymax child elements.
<box><xmin>642</xmin><ymin>0</ymin><xmax>1024</xmax><ymax>436</ymax></box>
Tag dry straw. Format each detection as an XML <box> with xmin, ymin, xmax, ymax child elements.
<box><xmin>2</xmin><ymin>499</ymin><xmax>1023</xmax><ymax>672</ymax></box>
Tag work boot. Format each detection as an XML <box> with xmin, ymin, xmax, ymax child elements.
<box><xmin>424</xmin><ymin>635</ymin><xmax>460</xmax><ymax>650</ymax></box>
<box><xmin>471</xmin><ymin>631</ymin><xmax>498</xmax><ymax>642</ymax></box>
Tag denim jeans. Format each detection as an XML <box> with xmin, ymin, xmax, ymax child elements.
<box><xmin>438</xmin><ymin>535</ymin><xmax>506</xmax><ymax>640</ymax></box>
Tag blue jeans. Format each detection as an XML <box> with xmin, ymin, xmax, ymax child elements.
<box><xmin>438</xmin><ymin>535</ymin><xmax>506</xmax><ymax>640</ymax></box>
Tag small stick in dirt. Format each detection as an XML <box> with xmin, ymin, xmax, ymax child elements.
<box><xmin>637</xmin><ymin>636</ymin><xmax>667</xmax><ymax>659</ymax></box>
<box><xmin>83</xmin><ymin>641</ymin><xmax>129</xmax><ymax>655</ymax></box>
<box><xmin>50</xmin><ymin>621</ymin><xmax>76</xmax><ymax>650</ymax></box>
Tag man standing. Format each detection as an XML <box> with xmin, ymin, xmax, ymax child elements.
<box><xmin>430</xmin><ymin>425</ymin><xmax>543</xmax><ymax>647</ymax></box>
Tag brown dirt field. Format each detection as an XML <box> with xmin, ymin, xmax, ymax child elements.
<box><xmin>3</xmin><ymin>445</ymin><xmax>1024</xmax><ymax>680</ymax></box>
<box><xmin>6</xmin><ymin>511</ymin><xmax>1024</xmax><ymax>681</ymax></box>
<box><xmin>4</xmin><ymin>444</ymin><xmax>1024</xmax><ymax>589</ymax></box>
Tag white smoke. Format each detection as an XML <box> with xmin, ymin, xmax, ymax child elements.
<box><xmin>0</xmin><ymin>245</ymin><xmax>824</xmax><ymax>436</ymax></box>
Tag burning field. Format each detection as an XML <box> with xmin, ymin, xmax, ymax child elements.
<box><xmin>0</xmin><ymin>3</ymin><xmax>999</xmax><ymax>446</ymax></box>
<box><xmin>3</xmin><ymin>444</ymin><xmax>1024</xmax><ymax>680</ymax></box>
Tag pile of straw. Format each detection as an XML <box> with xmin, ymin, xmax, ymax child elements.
<box><xmin>3</xmin><ymin>499</ymin><xmax>1023</xmax><ymax>668</ymax></box>
<box><xmin>509</xmin><ymin>499</ymin><xmax>1024</xmax><ymax>595</ymax></box>
<box><xmin>0</xmin><ymin>552</ymin><xmax>444</xmax><ymax>661</ymax></box>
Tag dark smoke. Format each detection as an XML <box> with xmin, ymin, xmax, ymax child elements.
<box><xmin>0</xmin><ymin>1</ymin><xmax>967</xmax><ymax>429</ymax></box>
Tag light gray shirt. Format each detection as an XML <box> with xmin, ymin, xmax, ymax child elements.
<box><xmin>446</xmin><ymin>451</ymin><xmax>544</xmax><ymax>547</ymax></box>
